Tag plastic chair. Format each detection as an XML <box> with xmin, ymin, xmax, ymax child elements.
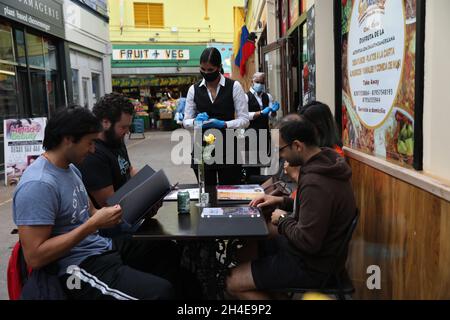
<box><xmin>129</xmin><ymin>118</ymin><xmax>145</xmax><ymax>140</ymax></box>
<box><xmin>275</xmin><ymin>209</ymin><xmax>360</xmax><ymax>300</ymax></box>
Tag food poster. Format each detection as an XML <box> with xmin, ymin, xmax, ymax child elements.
<box><xmin>304</xmin><ymin>5</ymin><xmax>316</xmax><ymax>105</ymax></box>
<box><xmin>281</xmin><ymin>0</ymin><xmax>289</xmax><ymax>36</ymax></box>
<box><xmin>341</xmin><ymin>0</ymin><xmax>417</xmax><ymax>167</ymax></box>
<box><xmin>289</xmin><ymin>0</ymin><xmax>299</xmax><ymax>28</ymax></box>
<box><xmin>4</xmin><ymin>118</ymin><xmax>47</xmax><ymax>186</ymax></box>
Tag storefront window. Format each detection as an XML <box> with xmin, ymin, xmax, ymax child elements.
<box><xmin>72</xmin><ymin>69</ymin><xmax>80</xmax><ymax>105</ymax></box>
<box><xmin>0</xmin><ymin>63</ymin><xmax>19</xmax><ymax>169</ymax></box>
<box><xmin>44</xmin><ymin>39</ymin><xmax>59</xmax><ymax>115</ymax></box>
<box><xmin>15</xmin><ymin>29</ymin><xmax>26</xmax><ymax>66</ymax></box>
<box><xmin>0</xmin><ymin>23</ymin><xmax>14</xmax><ymax>62</ymax></box>
<box><xmin>46</xmin><ymin>69</ymin><xmax>57</xmax><ymax>115</ymax></box>
<box><xmin>44</xmin><ymin>39</ymin><xmax>57</xmax><ymax>71</ymax></box>
<box><xmin>0</xmin><ymin>63</ymin><xmax>19</xmax><ymax>123</ymax></box>
<box><xmin>82</xmin><ymin>77</ymin><xmax>89</xmax><ymax>108</ymax></box>
<box><xmin>16</xmin><ymin>67</ymin><xmax>28</xmax><ymax>115</ymax></box>
<box><xmin>30</xmin><ymin>69</ymin><xmax>48</xmax><ymax>117</ymax></box>
<box><xmin>92</xmin><ymin>73</ymin><xmax>100</xmax><ymax>105</ymax></box>
<box><xmin>0</xmin><ymin>23</ymin><xmax>65</xmax><ymax>170</ymax></box>
<box><xmin>26</xmin><ymin>32</ymin><xmax>45</xmax><ymax>69</ymax></box>
<box><xmin>264</xmin><ymin>48</ymin><xmax>282</xmax><ymax>114</ymax></box>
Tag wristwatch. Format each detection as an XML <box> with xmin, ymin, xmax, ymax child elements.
<box><xmin>278</xmin><ymin>213</ymin><xmax>286</xmax><ymax>224</ymax></box>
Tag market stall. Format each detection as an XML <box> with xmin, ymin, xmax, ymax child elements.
<box><xmin>155</xmin><ymin>99</ymin><xmax>178</xmax><ymax>131</ymax></box>
<box><xmin>130</xmin><ymin>99</ymin><xmax>150</xmax><ymax>131</ymax></box>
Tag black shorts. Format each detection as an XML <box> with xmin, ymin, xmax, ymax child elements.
<box><xmin>251</xmin><ymin>236</ymin><xmax>326</xmax><ymax>290</ymax></box>
<box><xmin>60</xmin><ymin>239</ymin><xmax>180</xmax><ymax>300</ymax></box>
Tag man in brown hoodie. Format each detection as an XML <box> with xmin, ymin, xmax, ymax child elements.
<box><xmin>226</xmin><ymin>118</ymin><xmax>356</xmax><ymax>300</ymax></box>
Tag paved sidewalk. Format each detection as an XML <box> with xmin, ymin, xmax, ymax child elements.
<box><xmin>0</xmin><ymin>131</ymin><xmax>196</xmax><ymax>300</ymax></box>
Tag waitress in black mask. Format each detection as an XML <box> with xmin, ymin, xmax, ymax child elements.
<box><xmin>183</xmin><ymin>47</ymin><xmax>249</xmax><ymax>186</ymax></box>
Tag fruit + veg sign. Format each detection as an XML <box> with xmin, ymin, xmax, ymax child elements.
<box><xmin>113</xmin><ymin>49</ymin><xmax>190</xmax><ymax>61</ymax></box>
<box><xmin>341</xmin><ymin>0</ymin><xmax>417</xmax><ymax>167</ymax></box>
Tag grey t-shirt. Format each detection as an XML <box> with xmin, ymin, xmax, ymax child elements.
<box><xmin>13</xmin><ymin>156</ymin><xmax>112</xmax><ymax>276</ymax></box>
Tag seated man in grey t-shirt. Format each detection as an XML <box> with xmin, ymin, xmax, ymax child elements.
<box><xmin>13</xmin><ymin>107</ymin><xmax>179</xmax><ymax>300</ymax></box>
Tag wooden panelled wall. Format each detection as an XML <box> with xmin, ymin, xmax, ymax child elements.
<box><xmin>348</xmin><ymin>159</ymin><xmax>450</xmax><ymax>300</ymax></box>
<box><xmin>347</xmin><ymin>158</ymin><xmax>450</xmax><ymax>299</ymax></box>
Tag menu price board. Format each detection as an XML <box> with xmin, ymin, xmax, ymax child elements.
<box><xmin>4</xmin><ymin>118</ymin><xmax>47</xmax><ymax>186</ymax></box>
<box><xmin>341</xmin><ymin>0</ymin><xmax>417</xmax><ymax>167</ymax></box>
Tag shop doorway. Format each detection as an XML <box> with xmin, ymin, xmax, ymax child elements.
<box><xmin>30</xmin><ymin>69</ymin><xmax>48</xmax><ymax>117</ymax></box>
<box><xmin>0</xmin><ymin>21</ymin><xmax>65</xmax><ymax>174</ymax></box>
<box><xmin>262</xmin><ymin>42</ymin><xmax>287</xmax><ymax>117</ymax></box>
<box><xmin>91</xmin><ymin>73</ymin><xmax>100</xmax><ymax>105</ymax></box>
<box><xmin>82</xmin><ymin>77</ymin><xmax>89</xmax><ymax>108</ymax></box>
<box><xmin>16</xmin><ymin>67</ymin><xmax>28</xmax><ymax>116</ymax></box>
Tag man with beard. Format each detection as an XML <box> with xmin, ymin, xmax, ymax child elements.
<box><xmin>76</xmin><ymin>95</ymin><xmax>201</xmax><ymax>299</ymax></box>
<box><xmin>226</xmin><ymin>118</ymin><xmax>356</xmax><ymax>299</ymax></box>
<box><xmin>77</xmin><ymin>93</ymin><xmax>138</xmax><ymax>208</ymax></box>
<box><xmin>13</xmin><ymin>107</ymin><xmax>175</xmax><ymax>300</ymax></box>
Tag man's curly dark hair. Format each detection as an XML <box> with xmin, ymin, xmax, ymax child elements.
<box><xmin>92</xmin><ymin>93</ymin><xmax>134</xmax><ymax>124</ymax></box>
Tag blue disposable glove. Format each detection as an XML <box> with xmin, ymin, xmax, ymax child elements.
<box><xmin>271</xmin><ymin>102</ymin><xmax>280</xmax><ymax>112</ymax></box>
<box><xmin>176</xmin><ymin>112</ymin><xmax>184</xmax><ymax>121</ymax></box>
<box><xmin>177</xmin><ymin>98</ymin><xmax>186</xmax><ymax>113</ymax></box>
<box><xmin>203</xmin><ymin>119</ymin><xmax>226</xmax><ymax>129</ymax></box>
<box><xmin>261</xmin><ymin>107</ymin><xmax>272</xmax><ymax>116</ymax></box>
<box><xmin>195</xmin><ymin>112</ymin><xmax>209</xmax><ymax>122</ymax></box>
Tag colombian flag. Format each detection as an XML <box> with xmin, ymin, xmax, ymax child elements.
<box><xmin>233</xmin><ymin>7</ymin><xmax>245</xmax><ymax>61</ymax></box>
<box><xmin>234</xmin><ymin>26</ymin><xmax>256</xmax><ymax>76</ymax></box>
<box><xmin>234</xmin><ymin>25</ymin><xmax>249</xmax><ymax>68</ymax></box>
<box><xmin>239</xmin><ymin>32</ymin><xmax>256</xmax><ymax>77</ymax></box>
<box><xmin>233</xmin><ymin>7</ymin><xmax>256</xmax><ymax>77</ymax></box>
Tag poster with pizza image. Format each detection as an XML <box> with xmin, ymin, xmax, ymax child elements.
<box><xmin>341</xmin><ymin>0</ymin><xmax>417</xmax><ymax>167</ymax></box>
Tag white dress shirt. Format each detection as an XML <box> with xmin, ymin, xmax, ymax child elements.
<box><xmin>245</xmin><ymin>87</ymin><xmax>274</xmax><ymax>121</ymax></box>
<box><xmin>183</xmin><ymin>74</ymin><xmax>250</xmax><ymax>129</ymax></box>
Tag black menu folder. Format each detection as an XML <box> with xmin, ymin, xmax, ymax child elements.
<box><xmin>107</xmin><ymin>165</ymin><xmax>156</xmax><ymax>205</ymax></box>
<box><xmin>101</xmin><ymin>166</ymin><xmax>172</xmax><ymax>236</ymax></box>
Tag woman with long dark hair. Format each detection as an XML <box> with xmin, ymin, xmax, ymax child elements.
<box><xmin>298</xmin><ymin>101</ymin><xmax>344</xmax><ymax>156</ymax></box>
<box><xmin>283</xmin><ymin>102</ymin><xmax>344</xmax><ymax>201</ymax></box>
<box><xmin>183</xmin><ymin>47</ymin><xmax>249</xmax><ymax>186</ymax></box>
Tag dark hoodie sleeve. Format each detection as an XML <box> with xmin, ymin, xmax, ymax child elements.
<box><xmin>278</xmin><ymin>182</ymin><xmax>332</xmax><ymax>255</ymax></box>
<box><xmin>280</xmin><ymin>196</ymin><xmax>294</xmax><ymax>212</ymax></box>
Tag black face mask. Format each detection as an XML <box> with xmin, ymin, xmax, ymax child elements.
<box><xmin>201</xmin><ymin>70</ymin><xmax>220</xmax><ymax>83</ymax></box>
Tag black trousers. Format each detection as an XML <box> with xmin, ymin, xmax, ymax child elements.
<box><xmin>244</xmin><ymin>127</ymin><xmax>271</xmax><ymax>182</ymax></box>
<box><xmin>60</xmin><ymin>239</ymin><xmax>186</xmax><ymax>300</ymax></box>
<box><xmin>251</xmin><ymin>236</ymin><xmax>327</xmax><ymax>290</ymax></box>
<box><xmin>193</xmin><ymin>165</ymin><xmax>242</xmax><ymax>186</ymax></box>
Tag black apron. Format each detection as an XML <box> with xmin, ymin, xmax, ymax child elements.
<box><xmin>191</xmin><ymin>78</ymin><xmax>240</xmax><ymax>170</ymax></box>
<box><xmin>246</xmin><ymin>92</ymin><xmax>271</xmax><ymax>163</ymax></box>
